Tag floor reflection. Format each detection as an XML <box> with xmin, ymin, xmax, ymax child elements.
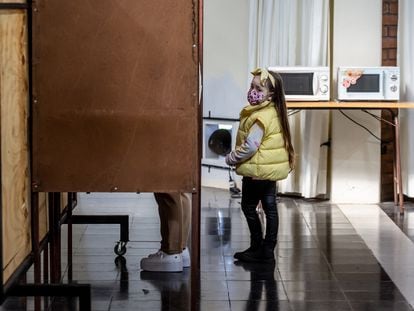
<box><xmin>140</xmin><ymin>270</ymin><xmax>190</xmax><ymax>310</ymax></box>
<box><xmin>115</xmin><ymin>256</ymin><xmax>129</xmax><ymax>296</ymax></box>
<box><xmin>233</xmin><ymin>261</ymin><xmax>278</xmax><ymax>311</ymax></box>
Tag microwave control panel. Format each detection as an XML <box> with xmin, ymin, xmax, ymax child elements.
<box><xmin>318</xmin><ymin>74</ymin><xmax>330</xmax><ymax>95</ymax></box>
<box><xmin>384</xmin><ymin>69</ymin><xmax>400</xmax><ymax>100</ymax></box>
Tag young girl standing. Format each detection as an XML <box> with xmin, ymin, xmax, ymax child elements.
<box><xmin>226</xmin><ymin>68</ymin><xmax>295</xmax><ymax>263</ymax></box>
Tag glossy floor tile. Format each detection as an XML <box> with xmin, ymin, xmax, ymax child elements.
<box><xmin>1</xmin><ymin>189</ymin><xmax>414</xmax><ymax>310</ymax></box>
<box><xmin>380</xmin><ymin>202</ymin><xmax>414</xmax><ymax>242</ymax></box>
<box><xmin>339</xmin><ymin>203</ymin><xmax>414</xmax><ymax>308</ymax></box>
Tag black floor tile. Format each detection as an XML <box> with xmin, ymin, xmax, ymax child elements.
<box><xmin>338</xmin><ymin>280</ymin><xmax>398</xmax><ymax>291</ymax></box>
<box><xmin>285</xmin><ymin>290</ymin><xmax>346</xmax><ymax>301</ymax></box>
<box><xmin>344</xmin><ymin>289</ymin><xmax>406</xmax><ymax>302</ymax></box>
<box><xmin>288</xmin><ymin>301</ymin><xmax>352</xmax><ymax>311</ymax></box>
<box><xmin>282</xmin><ymin>280</ymin><xmax>341</xmax><ymax>292</ymax></box>
<box><xmin>278</xmin><ymin>270</ymin><xmax>337</xmax><ymax>282</ymax></box>
<box><xmin>350</xmin><ymin>301</ymin><xmax>414</xmax><ymax>311</ymax></box>
<box><xmin>334</xmin><ymin>272</ymin><xmax>392</xmax><ymax>282</ymax></box>
<box><xmin>198</xmin><ymin>300</ymin><xmax>231</xmax><ymax>311</ymax></box>
<box><xmin>379</xmin><ymin>202</ymin><xmax>414</xmax><ymax>242</ymax></box>
<box><xmin>229</xmin><ymin>300</ymin><xmax>293</xmax><ymax>311</ymax></box>
<box><xmin>330</xmin><ymin>263</ymin><xmax>384</xmax><ymax>274</ymax></box>
<box><xmin>227</xmin><ymin>280</ymin><xmax>288</xmax><ymax>301</ymax></box>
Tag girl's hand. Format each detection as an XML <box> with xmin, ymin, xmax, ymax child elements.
<box><xmin>225</xmin><ymin>153</ymin><xmax>232</xmax><ymax>165</ymax></box>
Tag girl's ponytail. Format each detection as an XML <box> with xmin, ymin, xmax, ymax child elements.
<box><xmin>267</xmin><ymin>72</ymin><xmax>295</xmax><ymax>170</ymax></box>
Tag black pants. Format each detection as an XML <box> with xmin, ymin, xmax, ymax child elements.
<box><xmin>241</xmin><ymin>177</ymin><xmax>278</xmax><ymax>248</ymax></box>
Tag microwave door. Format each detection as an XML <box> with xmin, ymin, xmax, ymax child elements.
<box><xmin>350</xmin><ymin>73</ymin><xmax>383</xmax><ymax>100</ymax></box>
<box><xmin>281</xmin><ymin>72</ymin><xmax>314</xmax><ymax>101</ymax></box>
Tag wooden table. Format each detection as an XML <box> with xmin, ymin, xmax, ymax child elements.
<box><xmin>286</xmin><ymin>101</ymin><xmax>414</xmax><ymax>212</ymax></box>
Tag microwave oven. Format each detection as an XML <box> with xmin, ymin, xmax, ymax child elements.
<box><xmin>337</xmin><ymin>66</ymin><xmax>400</xmax><ymax>101</ymax></box>
<box><xmin>268</xmin><ymin>66</ymin><xmax>330</xmax><ymax>101</ymax></box>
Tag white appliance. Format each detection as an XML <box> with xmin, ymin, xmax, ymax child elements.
<box><xmin>268</xmin><ymin>66</ymin><xmax>330</xmax><ymax>101</ymax></box>
<box><xmin>202</xmin><ymin>119</ymin><xmax>238</xmax><ymax>169</ymax></box>
<box><xmin>337</xmin><ymin>66</ymin><xmax>400</xmax><ymax>101</ymax></box>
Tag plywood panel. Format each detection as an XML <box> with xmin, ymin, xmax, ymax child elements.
<box><xmin>0</xmin><ymin>10</ymin><xmax>31</xmax><ymax>284</ymax></box>
<box><xmin>32</xmin><ymin>0</ymin><xmax>199</xmax><ymax>192</ymax></box>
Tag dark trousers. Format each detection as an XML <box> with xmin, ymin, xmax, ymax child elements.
<box><xmin>241</xmin><ymin>177</ymin><xmax>278</xmax><ymax>250</ymax></box>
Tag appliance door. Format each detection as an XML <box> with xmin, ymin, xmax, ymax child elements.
<box><xmin>338</xmin><ymin>69</ymin><xmax>384</xmax><ymax>100</ymax></box>
<box><xmin>279</xmin><ymin>72</ymin><xmax>316</xmax><ymax>101</ymax></box>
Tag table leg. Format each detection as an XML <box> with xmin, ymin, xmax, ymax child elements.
<box><xmin>394</xmin><ymin>114</ymin><xmax>404</xmax><ymax>213</ymax></box>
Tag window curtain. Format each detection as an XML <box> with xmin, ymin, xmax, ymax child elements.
<box><xmin>398</xmin><ymin>0</ymin><xmax>414</xmax><ymax>197</ymax></box>
<box><xmin>248</xmin><ymin>0</ymin><xmax>330</xmax><ymax>198</ymax></box>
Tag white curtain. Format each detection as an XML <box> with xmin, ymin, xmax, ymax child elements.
<box><xmin>398</xmin><ymin>0</ymin><xmax>414</xmax><ymax>197</ymax></box>
<box><xmin>248</xmin><ymin>0</ymin><xmax>330</xmax><ymax>198</ymax></box>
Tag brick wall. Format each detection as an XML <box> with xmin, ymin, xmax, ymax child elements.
<box><xmin>382</xmin><ymin>0</ymin><xmax>398</xmax><ymax>65</ymax></box>
<box><xmin>381</xmin><ymin>0</ymin><xmax>398</xmax><ymax>201</ymax></box>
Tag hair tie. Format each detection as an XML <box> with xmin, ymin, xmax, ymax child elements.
<box><xmin>251</xmin><ymin>68</ymin><xmax>275</xmax><ymax>88</ymax></box>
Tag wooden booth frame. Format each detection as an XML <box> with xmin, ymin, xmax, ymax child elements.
<box><xmin>1</xmin><ymin>2</ymin><xmax>92</xmax><ymax>310</ymax></box>
<box><xmin>2</xmin><ymin>0</ymin><xmax>203</xmax><ymax>310</ymax></box>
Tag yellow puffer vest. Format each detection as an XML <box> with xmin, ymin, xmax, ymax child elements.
<box><xmin>236</xmin><ymin>100</ymin><xmax>290</xmax><ymax>181</ymax></box>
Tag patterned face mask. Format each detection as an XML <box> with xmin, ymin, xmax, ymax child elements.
<box><xmin>247</xmin><ymin>88</ymin><xmax>265</xmax><ymax>105</ymax></box>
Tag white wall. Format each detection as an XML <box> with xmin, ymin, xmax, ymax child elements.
<box><xmin>331</xmin><ymin>0</ymin><xmax>383</xmax><ymax>203</ymax></box>
<box><xmin>203</xmin><ymin>0</ymin><xmax>249</xmax><ymax>119</ymax></box>
<box><xmin>202</xmin><ymin>0</ymin><xmax>249</xmax><ymax>188</ymax></box>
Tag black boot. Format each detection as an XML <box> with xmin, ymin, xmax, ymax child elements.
<box><xmin>235</xmin><ymin>194</ymin><xmax>263</xmax><ymax>261</ymax></box>
<box><xmin>261</xmin><ymin>240</ymin><xmax>276</xmax><ymax>263</ymax></box>
<box><xmin>235</xmin><ymin>246</ymin><xmax>263</xmax><ymax>262</ymax></box>
<box><xmin>261</xmin><ymin>206</ymin><xmax>277</xmax><ymax>263</ymax></box>
<box><xmin>260</xmin><ymin>187</ymin><xmax>278</xmax><ymax>263</ymax></box>
<box><xmin>234</xmin><ymin>239</ymin><xmax>263</xmax><ymax>260</ymax></box>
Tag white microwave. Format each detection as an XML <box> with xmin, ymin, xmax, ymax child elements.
<box><xmin>268</xmin><ymin>66</ymin><xmax>330</xmax><ymax>101</ymax></box>
<box><xmin>337</xmin><ymin>66</ymin><xmax>400</xmax><ymax>101</ymax></box>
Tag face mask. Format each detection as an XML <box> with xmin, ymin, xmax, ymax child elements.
<box><xmin>247</xmin><ymin>89</ymin><xmax>265</xmax><ymax>105</ymax></box>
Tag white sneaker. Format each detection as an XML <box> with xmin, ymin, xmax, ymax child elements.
<box><xmin>140</xmin><ymin>250</ymin><xmax>183</xmax><ymax>272</ymax></box>
<box><xmin>182</xmin><ymin>248</ymin><xmax>191</xmax><ymax>268</ymax></box>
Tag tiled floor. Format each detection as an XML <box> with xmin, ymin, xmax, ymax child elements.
<box><xmin>1</xmin><ymin>188</ymin><xmax>414</xmax><ymax>310</ymax></box>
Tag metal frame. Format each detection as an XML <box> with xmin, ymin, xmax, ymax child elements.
<box><xmin>61</xmin><ymin>194</ymin><xmax>130</xmax><ymax>280</ymax></box>
<box><xmin>8</xmin><ymin>284</ymin><xmax>91</xmax><ymax>310</ymax></box>
<box><xmin>47</xmin><ymin>192</ymin><xmax>130</xmax><ymax>280</ymax></box>
<box><xmin>385</xmin><ymin>109</ymin><xmax>404</xmax><ymax>210</ymax></box>
<box><xmin>65</xmin><ymin>214</ymin><xmax>129</xmax><ymax>244</ymax></box>
<box><xmin>69</xmin><ymin>214</ymin><xmax>129</xmax><ymax>244</ymax></box>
